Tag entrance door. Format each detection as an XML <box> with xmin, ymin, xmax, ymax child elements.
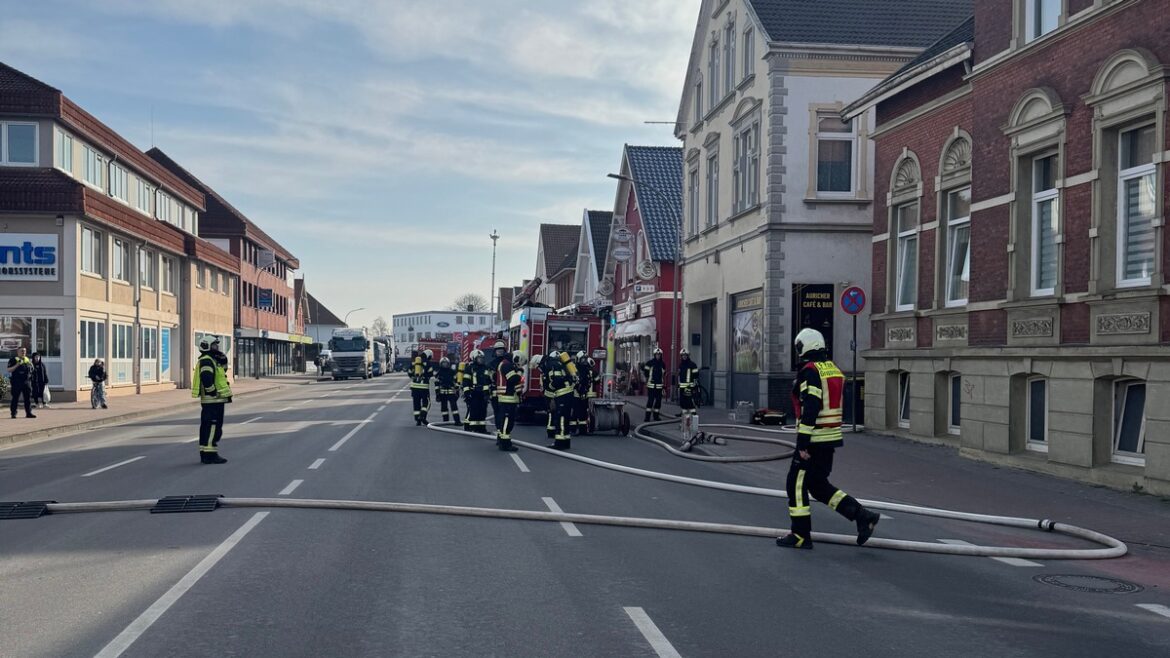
<box><xmin>729</xmin><ymin>291</ymin><xmax>763</xmax><ymax>410</ymax></box>
<box><xmin>699</xmin><ymin>302</ymin><xmax>715</xmax><ymax>404</ymax></box>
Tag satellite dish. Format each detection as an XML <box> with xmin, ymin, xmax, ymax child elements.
<box><xmin>598</xmin><ymin>278</ymin><xmax>615</xmax><ymax>296</ymax></box>
<box><xmin>637</xmin><ymin>260</ymin><xmax>657</xmax><ymax>281</ymax></box>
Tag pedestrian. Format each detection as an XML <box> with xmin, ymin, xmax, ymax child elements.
<box><xmin>494</xmin><ymin>350</ymin><xmax>525</xmax><ymax>451</ymax></box>
<box><xmin>193</xmin><ymin>337</ymin><xmax>232</xmax><ymax>464</ymax></box>
<box><xmin>571</xmin><ymin>351</ymin><xmax>591</xmax><ymax>435</ymax></box>
<box><xmin>776</xmin><ymin>328</ymin><xmax>880</xmax><ymax>550</ymax></box>
<box><xmin>642</xmin><ymin>347</ymin><xmax>666</xmax><ymax>422</ymax></box>
<box><xmin>678</xmin><ymin>349</ymin><xmax>700</xmax><ymax>419</ymax></box>
<box><xmin>88</xmin><ymin>358</ymin><xmax>108</xmax><ymax>409</ymax></box>
<box><xmin>30</xmin><ymin>352</ymin><xmax>51</xmax><ymax>409</ymax></box>
<box><xmin>463</xmin><ymin>350</ymin><xmax>492</xmax><ymax>434</ymax></box>
<box><xmin>434</xmin><ymin>357</ymin><xmax>462</xmax><ymax>425</ymax></box>
<box><xmin>547</xmin><ymin>351</ymin><xmax>576</xmax><ymax>450</ymax></box>
<box><xmin>6</xmin><ymin>346</ymin><xmax>35</xmax><ymax>419</ymax></box>
<box><xmin>409</xmin><ymin>349</ymin><xmax>435</xmax><ymax>426</ymax></box>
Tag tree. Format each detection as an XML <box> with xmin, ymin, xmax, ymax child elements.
<box><xmin>448</xmin><ymin>293</ymin><xmax>490</xmax><ymax>313</ymax></box>
<box><xmin>370</xmin><ymin>316</ymin><xmax>390</xmax><ymax>337</ymax></box>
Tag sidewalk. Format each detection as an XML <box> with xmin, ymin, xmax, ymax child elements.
<box><xmin>0</xmin><ymin>373</ymin><xmax>317</xmax><ymax>448</ymax></box>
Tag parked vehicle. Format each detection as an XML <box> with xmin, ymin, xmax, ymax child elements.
<box><xmin>372</xmin><ymin>339</ymin><xmax>389</xmax><ymax>376</ymax></box>
<box><xmin>329</xmin><ymin>328</ymin><xmax>373</xmax><ymax>379</ymax></box>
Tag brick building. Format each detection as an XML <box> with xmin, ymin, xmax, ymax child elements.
<box><xmin>844</xmin><ymin>0</ymin><xmax>1170</xmax><ymax>493</ymax></box>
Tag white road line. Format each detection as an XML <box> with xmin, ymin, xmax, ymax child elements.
<box><xmin>81</xmin><ymin>456</ymin><xmax>145</xmax><ymax>478</ymax></box>
<box><xmin>377</xmin><ymin>405</ymin><xmax>386</xmax><ymax>411</ymax></box>
<box><xmin>623</xmin><ymin>607</ymin><xmax>682</xmax><ymax>658</ymax></box>
<box><xmin>542</xmin><ymin>497</ymin><xmax>582</xmax><ymax>537</ymax></box>
<box><xmin>938</xmin><ymin>539</ymin><xmax>1043</xmax><ymax>567</ymax></box>
<box><xmin>297</xmin><ymin>399</ymin><xmax>313</xmax><ymax>405</ymax></box>
<box><xmin>277</xmin><ymin>406</ymin><xmax>293</xmax><ymax>412</ymax></box>
<box><xmin>240</xmin><ymin>416</ymin><xmax>263</xmax><ymax>425</ymax></box>
<box><xmin>308</xmin><ymin>458</ymin><xmax>326</xmax><ymax>470</ymax></box>
<box><xmin>94</xmin><ymin>512</ymin><xmax>268</xmax><ymax>658</ymax></box>
<box><xmin>278</xmin><ymin>479</ymin><xmax>304</xmax><ymax>496</ymax></box>
<box><xmin>1136</xmin><ymin>603</ymin><xmax>1170</xmax><ymax>620</ymax></box>
<box><xmin>510</xmin><ymin>453</ymin><xmax>530</xmax><ymax>473</ymax></box>
<box><xmin>328</xmin><ymin>412</ymin><xmax>377</xmax><ymax>451</ymax></box>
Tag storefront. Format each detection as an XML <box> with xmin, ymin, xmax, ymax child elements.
<box><xmin>234</xmin><ymin>329</ymin><xmax>308</xmax><ymax>377</ymax></box>
<box><xmin>730</xmin><ymin>290</ymin><xmax>763</xmax><ymax>407</ymax></box>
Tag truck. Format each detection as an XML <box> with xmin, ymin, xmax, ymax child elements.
<box><xmin>329</xmin><ymin>327</ymin><xmax>373</xmax><ymax>379</ymax></box>
<box><xmin>371</xmin><ymin>338</ymin><xmax>389</xmax><ymax>377</ymax></box>
<box><xmin>508</xmin><ymin>303</ymin><xmax>605</xmax><ymax>415</ymax></box>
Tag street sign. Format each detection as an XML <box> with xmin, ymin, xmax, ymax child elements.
<box><xmin>613</xmin><ymin>246</ymin><xmax>634</xmax><ymax>262</ymax></box>
<box><xmin>841</xmin><ymin>286</ymin><xmax>866</xmax><ymax>315</ymax></box>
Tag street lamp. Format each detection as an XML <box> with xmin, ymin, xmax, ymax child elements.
<box><xmin>607</xmin><ymin>173</ymin><xmax>684</xmax><ymax>390</ymax></box>
<box><xmin>489</xmin><ymin>229</ymin><xmax>500</xmax><ymax>318</ymax></box>
<box><xmin>343</xmin><ymin>308</ymin><xmax>365</xmax><ymax>326</ymax></box>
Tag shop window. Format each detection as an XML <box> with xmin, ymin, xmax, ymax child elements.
<box><xmin>79</xmin><ymin>319</ymin><xmax>106</xmax><ymax>387</ymax></box>
<box><xmin>1027</xmin><ymin>376</ymin><xmax>1048</xmax><ymax>452</ymax></box>
<box><xmin>1112</xmin><ymin>379</ymin><xmax>1146</xmax><ymax>465</ymax></box>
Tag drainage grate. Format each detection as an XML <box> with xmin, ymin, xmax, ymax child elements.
<box><xmin>0</xmin><ymin>501</ymin><xmax>56</xmax><ymax>520</ymax></box>
<box><xmin>1033</xmin><ymin>574</ymin><xmax>1144</xmax><ymax>594</ymax></box>
<box><xmin>151</xmin><ymin>495</ymin><xmax>223</xmax><ymax>514</ymax></box>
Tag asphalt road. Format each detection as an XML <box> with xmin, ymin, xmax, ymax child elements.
<box><xmin>2</xmin><ymin>374</ymin><xmax>1169</xmax><ymax>657</ymax></box>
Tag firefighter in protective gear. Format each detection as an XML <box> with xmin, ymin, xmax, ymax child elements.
<box><xmin>494</xmin><ymin>350</ymin><xmax>526</xmax><ymax>451</ymax></box>
<box><xmin>642</xmin><ymin>347</ymin><xmax>667</xmax><ymax>422</ymax></box>
<box><xmin>678</xmin><ymin>349</ymin><xmax>700</xmax><ymax>418</ymax></box>
<box><xmin>456</xmin><ymin>360</ymin><xmax>469</xmax><ymax>431</ymax></box>
<box><xmin>571</xmin><ymin>351</ymin><xmax>592</xmax><ymax>435</ymax></box>
<box><xmin>542</xmin><ymin>352</ymin><xmax>557</xmax><ymax>439</ymax></box>
<box><xmin>410</xmin><ymin>349</ymin><xmax>435</xmax><ymax>426</ymax></box>
<box><xmin>547</xmin><ymin>351</ymin><xmax>577</xmax><ymax>450</ymax></box>
<box><xmin>488</xmin><ymin>339</ymin><xmax>508</xmax><ymax>419</ymax></box>
<box><xmin>192</xmin><ymin>337</ymin><xmax>232</xmax><ymax>464</ymax></box>
<box><xmin>777</xmin><ymin>328</ymin><xmax>880</xmax><ymax>550</ymax></box>
<box><xmin>463</xmin><ymin>350</ymin><xmax>492</xmax><ymax>434</ymax></box>
<box><xmin>435</xmin><ymin>357</ymin><xmax>461</xmax><ymax>425</ymax></box>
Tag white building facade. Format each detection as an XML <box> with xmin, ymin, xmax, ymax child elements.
<box><xmin>392</xmin><ymin>310</ymin><xmax>496</xmax><ymax>348</ymax></box>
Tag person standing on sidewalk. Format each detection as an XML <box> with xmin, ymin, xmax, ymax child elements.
<box><xmin>192</xmin><ymin>337</ymin><xmax>232</xmax><ymax>464</ymax></box>
<box><xmin>776</xmin><ymin>328</ymin><xmax>880</xmax><ymax>550</ymax></box>
<box><xmin>642</xmin><ymin>347</ymin><xmax>666</xmax><ymax>422</ymax></box>
<box><xmin>678</xmin><ymin>349</ymin><xmax>700</xmax><ymax>419</ymax></box>
<box><xmin>6</xmin><ymin>347</ymin><xmax>35</xmax><ymax>419</ymax></box>
<box><xmin>29</xmin><ymin>352</ymin><xmax>51</xmax><ymax>409</ymax></box>
<box><xmin>88</xmin><ymin>359</ymin><xmax>108</xmax><ymax>409</ymax></box>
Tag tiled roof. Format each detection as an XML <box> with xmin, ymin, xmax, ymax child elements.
<box><xmin>748</xmin><ymin>0</ymin><xmax>974</xmax><ymax>49</ymax></box>
<box><xmin>0</xmin><ymin>62</ymin><xmax>60</xmax><ymax>115</ymax></box>
<box><xmin>587</xmin><ymin>210</ymin><xmax>613</xmax><ymax>279</ymax></box>
<box><xmin>539</xmin><ymin>223</ymin><xmax>581</xmax><ymax>277</ymax></box>
<box><xmin>0</xmin><ymin>167</ymin><xmax>84</xmax><ymax>213</ymax></box>
<box><xmin>306</xmin><ymin>292</ymin><xmax>346</xmax><ymax>326</ymax></box>
<box><xmin>625</xmin><ymin>145</ymin><xmax>683</xmax><ymax>262</ymax></box>
<box><xmin>889</xmin><ymin>15</ymin><xmax>975</xmax><ymax>79</ymax></box>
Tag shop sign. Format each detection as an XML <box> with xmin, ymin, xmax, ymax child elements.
<box><xmin>791</xmin><ymin>283</ymin><xmax>835</xmax><ymax>369</ymax></box>
<box><xmin>633</xmin><ymin>284</ymin><xmax>656</xmax><ymax>295</ymax></box>
<box><xmin>613</xmin><ymin>246</ymin><xmax>634</xmax><ymax>262</ymax></box>
<box><xmin>733</xmin><ymin>290</ymin><xmax>763</xmax><ymax>311</ymax></box>
<box><xmin>640</xmin><ymin>303</ymin><xmax>654</xmax><ymax>317</ymax></box>
<box><xmin>616</xmin><ymin>308</ymin><xmax>629</xmax><ymax>322</ymax></box>
<box><xmin>0</xmin><ymin>234</ymin><xmax>58</xmax><ymax>281</ymax></box>
<box><xmin>437</xmin><ymin>321</ymin><xmax>451</xmax><ymax>328</ymax></box>
<box><xmin>613</xmin><ymin>226</ymin><xmax>632</xmax><ymax>243</ymax></box>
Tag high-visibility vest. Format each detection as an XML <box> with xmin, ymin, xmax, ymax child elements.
<box><xmin>191</xmin><ymin>353</ymin><xmax>232</xmax><ymax>403</ymax></box>
<box><xmin>496</xmin><ymin>360</ymin><xmax>523</xmax><ymax>403</ymax></box>
<box><xmin>795</xmin><ymin>360</ymin><xmax>845</xmax><ymax>444</ymax></box>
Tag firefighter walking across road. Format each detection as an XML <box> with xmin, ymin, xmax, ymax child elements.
<box><xmin>434</xmin><ymin>357</ymin><xmax>461</xmax><ymax>425</ymax></box>
<box><xmin>192</xmin><ymin>337</ymin><xmax>232</xmax><ymax>464</ymax></box>
<box><xmin>776</xmin><ymin>328</ymin><xmax>880</xmax><ymax>550</ymax></box>
<box><xmin>494</xmin><ymin>350</ymin><xmax>525</xmax><ymax>451</ymax></box>
<box><xmin>642</xmin><ymin>347</ymin><xmax>666</xmax><ymax>422</ymax></box>
<box><xmin>410</xmin><ymin>349</ymin><xmax>435</xmax><ymax>426</ymax></box>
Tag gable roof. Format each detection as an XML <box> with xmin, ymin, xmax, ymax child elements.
<box><xmin>625</xmin><ymin>145</ymin><xmax>683</xmax><ymax>262</ymax></box>
<box><xmin>586</xmin><ymin>210</ymin><xmax>613</xmax><ymax>279</ymax></box>
<box><xmin>889</xmin><ymin>15</ymin><xmax>975</xmax><ymax>79</ymax></box>
<box><xmin>539</xmin><ymin>223</ymin><xmax>581</xmax><ymax>278</ymax></box>
<box><xmin>747</xmin><ymin>0</ymin><xmax>974</xmax><ymax>49</ymax></box>
<box><xmin>305</xmin><ymin>292</ymin><xmax>345</xmax><ymax>326</ymax></box>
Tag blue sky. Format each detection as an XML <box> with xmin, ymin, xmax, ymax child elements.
<box><xmin>0</xmin><ymin>0</ymin><xmax>694</xmax><ymax>326</ymax></box>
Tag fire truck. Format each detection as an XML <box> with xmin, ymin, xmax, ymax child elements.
<box><xmin>508</xmin><ymin>302</ymin><xmax>606</xmax><ymax>415</ymax></box>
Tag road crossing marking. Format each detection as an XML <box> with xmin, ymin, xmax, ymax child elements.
<box><xmin>278</xmin><ymin>479</ymin><xmax>304</xmax><ymax>496</ymax></box>
<box><xmin>309</xmin><ymin>458</ymin><xmax>326</xmax><ymax>470</ymax></box>
<box><xmin>542</xmin><ymin>497</ymin><xmax>582</xmax><ymax>536</ymax></box>
<box><xmin>240</xmin><ymin>416</ymin><xmax>263</xmax><ymax>425</ymax></box>
<box><xmin>81</xmin><ymin>456</ymin><xmax>145</xmax><ymax>477</ymax></box>
<box><xmin>510</xmin><ymin>453</ymin><xmax>530</xmax><ymax>473</ymax></box>
<box><xmin>937</xmin><ymin>539</ymin><xmax>1043</xmax><ymax>567</ymax></box>
<box><xmin>328</xmin><ymin>412</ymin><xmax>377</xmax><ymax>451</ymax></box>
<box><xmin>94</xmin><ymin>512</ymin><xmax>269</xmax><ymax>658</ymax></box>
<box><xmin>623</xmin><ymin>607</ymin><xmax>682</xmax><ymax>658</ymax></box>
<box><xmin>1136</xmin><ymin>603</ymin><xmax>1170</xmax><ymax>620</ymax></box>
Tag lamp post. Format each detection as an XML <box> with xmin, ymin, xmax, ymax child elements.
<box><xmin>343</xmin><ymin>308</ymin><xmax>365</xmax><ymax>326</ymax></box>
<box><xmin>489</xmin><ymin>229</ymin><xmax>500</xmax><ymax>319</ymax></box>
<box><xmin>607</xmin><ymin>173</ymin><xmax>684</xmax><ymax>390</ymax></box>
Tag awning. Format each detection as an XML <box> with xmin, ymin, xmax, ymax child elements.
<box><xmin>615</xmin><ymin>318</ymin><xmax>656</xmax><ymax>343</ymax></box>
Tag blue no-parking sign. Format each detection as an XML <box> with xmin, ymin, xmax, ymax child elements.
<box><xmin>841</xmin><ymin>286</ymin><xmax>866</xmax><ymax>315</ymax></box>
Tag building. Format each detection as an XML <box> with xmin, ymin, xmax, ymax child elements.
<box><xmin>843</xmin><ymin>0</ymin><xmax>1169</xmax><ymax>493</ymax></box>
<box><xmin>604</xmin><ymin>145</ymin><xmax>683</xmax><ymax>381</ymax></box>
<box><xmin>570</xmin><ymin>210</ymin><xmax>614</xmax><ymax>306</ymax></box>
<box><xmin>675</xmin><ymin>0</ymin><xmax>972</xmax><ymax>410</ymax></box>
<box><xmin>148</xmin><ymin>148</ymin><xmax>310</xmax><ymax>377</ymax></box>
<box><xmin>304</xmin><ymin>289</ymin><xmax>346</xmax><ymax>347</ymax></box>
<box><xmin>392</xmin><ymin>310</ymin><xmax>496</xmax><ymax>350</ymax></box>
<box><xmin>0</xmin><ymin>62</ymin><xmax>237</xmax><ymax>401</ymax></box>
<box><xmin>533</xmin><ymin>224</ymin><xmax>580</xmax><ymax>309</ymax></box>
<box><xmin>497</xmin><ymin>284</ymin><xmax>524</xmax><ymax>325</ymax></box>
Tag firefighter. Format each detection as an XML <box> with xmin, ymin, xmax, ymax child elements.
<box><xmin>488</xmin><ymin>339</ymin><xmax>508</xmax><ymax>420</ymax></box>
<box><xmin>495</xmin><ymin>350</ymin><xmax>526</xmax><ymax>451</ymax></box>
<box><xmin>456</xmin><ymin>359</ymin><xmax>469</xmax><ymax>431</ymax></box>
<box><xmin>435</xmin><ymin>357</ymin><xmax>461</xmax><ymax>425</ymax></box>
<box><xmin>548</xmin><ymin>351</ymin><xmax>576</xmax><ymax>450</ymax></box>
<box><xmin>541</xmin><ymin>352</ymin><xmax>557</xmax><ymax>439</ymax></box>
<box><xmin>642</xmin><ymin>347</ymin><xmax>667</xmax><ymax>422</ymax></box>
<box><xmin>192</xmin><ymin>337</ymin><xmax>232</xmax><ymax>464</ymax></box>
<box><xmin>572</xmin><ymin>351</ymin><xmax>592</xmax><ymax>435</ymax></box>
<box><xmin>463</xmin><ymin>349</ymin><xmax>492</xmax><ymax>434</ymax></box>
<box><xmin>678</xmin><ymin>349</ymin><xmax>700</xmax><ymax>418</ymax></box>
<box><xmin>409</xmin><ymin>349</ymin><xmax>435</xmax><ymax>426</ymax></box>
<box><xmin>777</xmin><ymin>328</ymin><xmax>881</xmax><ymax>550</ymax></box>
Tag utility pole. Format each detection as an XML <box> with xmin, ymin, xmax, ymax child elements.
<box><xmin>489</xmin><ymin>229</ymin><xmax>500</xmax><ymax>318</ymax></box>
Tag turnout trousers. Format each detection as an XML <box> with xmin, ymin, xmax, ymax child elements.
<box><xmin>572</xmin><ymin>394</ymin><xmax>589</xmax><ymax>434</ymax></box>
<box><xmin>438</xmin><ymin>392</ymin><xmax>460</xmax><ymax>424</ymax></box>
<box><xmin>411</xmin><ymin>388</ymin><xmax>430</xmax><ymax>424</ymax></box>
<box><xmin>466</xmin><ymin>395</ymin><xmax>489</xmax><ymax>434</ymax></box>
<box><xmin>644</xmin><ymin>386</ymin><xmax>663</xmax><ymax>421</ymax></box>
<box><xmin>785</xmin><ymin>445</ymin><xmax>862</xmax><ymax>540</ymax></box>
<box><xmin>199</xmin><ymin>403</ymin><xmax>225</xmax><ymax>454</ymax></box>
<box><xmin>553</xmin><ymin>395</ymin><xmax>573</xmax><ymax>440</ymax></box>
<box><xmin>496</xmin><ymin>400</ymin><xmax>517</xmax><ymax>440</ymax></box>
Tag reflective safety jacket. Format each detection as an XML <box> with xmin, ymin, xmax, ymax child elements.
<box><xmin>574</xmin><ymin>362</ymin><xmax>595</xmax><ymax>398</ymax></box>
<box><xmin>465</xmin><ymin>363</ymin><xmax>492</xmax><ymax>399</ymax></box>
<box><xmin>541</xmin><ymin>363</ymin><xmax>554</xmax><ymax>399</ymax></box>
<box><xmin>548</xmin><ymin>357</ymin><xmax>575</xmax><ymax>398</ymax></box>
<box><xmin>410</xmin><ymin>357</ymin><xmax>434</xmax><ymax>390</ymax></box>
<box><xmin>495</xmin><ymin>358</ymin><xmax>523</xmax><ymax>403</ymax></box>
<box><xmin>435</xmin><ymin>365</ymin><xmax>459</xmax><ymax>395</ymax></box>
<box><xmin>192</xmin><ymin>352</ymin><xmax>232</xmax><ymax>404</ymax></box>
<box><xmin>792</xmin><ymin>359</ymin><xmax>845</xmax><ymax>450</ymax></box>
<box><xmin>643</xmin><ymin>358</ymin><xmax>666</xmax><ymax>389</ymax></box>
<box><xmin>679</xmin><ymin>359</ymin><xmax>699</xmax><ymax>391</ymax></box>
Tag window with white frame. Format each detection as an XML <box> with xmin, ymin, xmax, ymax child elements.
<box><xmin>1</xmin><ymin>122</ymin><xmax>37</xmax><ymax>165</ymax></box>
<box><xmin>723</xmin><ymin>20</ymin><xmax>735</xmax><ymax>97</ymax></box>
<box><xmin>83</xmin><ymin>146</ymin><xmax>105</xmax><ymax>189</ymax></box>
<box><xmin>81</xmin><ymin>226</ymin><xmax>103</xmax><ymax>276</ymax></box>
<box><xmin>110</xmin><ymin>322</ymin><xmax>134</xmax><ymax>384</ymax></box>
<box><xmin>210</xmin><ymin>268</ymin><xmax>219</xmax><ymax>293</ymax></box>
<box><xmin>706</xmin><ymin>152</ymin><xmax>719</xmax><ymax>227</ymax></box>
<box><xmin>155</xmin><ymin>190</ymin><xmax>172</xmax><ymax>224</ymax></box>
<box><xmin>742</xmin><ymin>27</ymin><xmax>754</xmax><ymax>79</ymax></box>
<box><xmin>1024</xmin><ymin>0</ymin><xmax>1061</xmax><ymax>43</ymax></box>
<box><xmin>54</xmin><ymin>128</ymin><xmax>73</xmax><ymax>173</ymax></box>
<box><xmin>944</xmin><ymin>187</ymin><xmax>972</xmax><ymax>306</ymax></box>
<box><xmin>140</xmin><ymin>326</ymin><xmax>158</xmax><ymax>382</ymax></box>
<box><xmin>688</xmin><ymin>167</ymin><xmax>700</xmax><ymax>236</ymax></box>
<box><xmin>815</xmin><ymin>113</ymin><xmax>856</xmax><ymax>194</ymax></box>
<box><xmin>79</xmin><ymin>319</ymin><xmax>106</xmax><ymax>386</ymax></box>
<box><xmin>161</xmin><ymin>256</ymin><xmax>175</xmax><ymax>293</ymax></box>
<box><xmin>1112</xmin><ymin>379</ymin><xmax>1146</xmax><ymax>464</ymax></box>
<box><xmin>894</xmin><ymin>202</ymin><xmax>920</xmax><ymax>312</ymax></box>
<box><xmin>112</xmin><ymin>238</ymin><xmax>132</xmax><ymax>283</ymax></box>
<box><xmin>949</xmin><ymin>374</ymin><xmax>962</xmax><ymax>432</ymax></box>
<box><xmin>1027</xmin><ymin>376</ymin><xmax>1048</xmax><ymax>450</ymax></box>
<box><xmin>136</xmin><ymin>179</ymin><xmax>153</xmax><ymax>215</ymax></box>
<box><xmin>196</xmin><ymin>264</ymin><xmax>205</xmax><ymax>288</ymax></box>
<box><xmin>898</xmin><ymin>372</ymin><xmax>911</xmax><ymax>428</ymax></box>
<box><xmin>1030</xmin><ymin>154</ymin><xmax>1060</xmax><ymax>295</ymax></box>
<box><xmin>109</xmin><ymin>162</ymin><xmax>128</xmax><ymax>202</ymax></box>
<box><xmin>733</xmin><ymin>120</ymin><xmax>760</xmax><ymax>213</ymax></box>
<box><xmin>708</xmin><ymin>39</ymin><xmax>720</xmax><ymax>110</ymax></box>
<box><xmin>694</xmin><ymin>81</ymin><xmax>703</xmax><ymax>124</ymax></box>
<box><xmin>1117</xmin><ymin>125</ymin><xmax>1157</xmax><ymax>286</ymax></box>
<box><xmin>139</xmin><ymin>249</ymin><xmax>156</xmax><ymax>289</ymax></box>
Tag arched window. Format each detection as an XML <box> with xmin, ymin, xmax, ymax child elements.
<box><xmin>939</xmin><ymin>131</ymin><xmax>973</xmax><ymax>307</ymax></box>
<box><xmin>888</xmin><ymin>150</ymin><xmax>922</xmax><ymax>312</ymax></box>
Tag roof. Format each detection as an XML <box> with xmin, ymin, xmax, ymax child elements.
<box><xmin>586</xmin><ymin>210</ymin><xmax>613</xmax><ymax>279</ymax></box>
<box><xmin>889</xmin><ymin>15</ymin><xmax>975</xmax><ymax>79</ymax></box>
<box><xmin>539</xmin><ymin>223</ymin><xmax>581</xmax><ymax>277</ymax></box>
<box><xmin>624</xmin><ymin>145</ymin><xmax>683</xmax><ymax>262</ymax></box>
<box><xmin>747</xmin><ymin>0</ymin><xmax>973</xmax><ymax>49</ymax></box>
<box><xmin>306</xmin><ymin>292</ymin><xmax>346</xmax><ymax>326</ymax></box>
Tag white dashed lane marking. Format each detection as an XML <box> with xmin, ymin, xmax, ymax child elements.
<box><xmin>542</xmin><ymin>497</ymin><xmax>582</xmax><ymax>537</ymax></box>
<box><xmin>278</xmin><ymin>480</ymin><xmax>304</xmax><ymax>496</ymax></box>
<box><xmin>81</xmin><ymin>456</ymin><xmax>145</xmax><ymax>478</ymax></box>
<box><xmin>308</xmin><ymin>458</ymin><xmax>325</xmax><ymax>470</ymax></box>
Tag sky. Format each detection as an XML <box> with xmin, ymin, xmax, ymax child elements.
<box><xmin>0</xmin><ymin>0</ymin><xmax>696</xmax><ymax>328</ymax></box>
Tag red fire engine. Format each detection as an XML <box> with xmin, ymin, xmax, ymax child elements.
<box><xmin>508</xmin><ymin>303</ymin><xmax>605</xmax><ymax>415</ymax></box>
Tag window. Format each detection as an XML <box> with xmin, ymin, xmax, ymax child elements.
<box><xmin>1112</xmin><ymin>380</ymin><xmax>1146</xmax><ymax>464</ymax></box>
<box><xmin>1</xmin><ymin>122</ymin><xmax>37</xmax><ymax>165</ymax></box>
<box><xmin>1031</xmin><ymin>154</ymin><xmax>1059</xmax><ymax>295</ymax></box>
<box><xmin>55</xmin><ymin>128</ymin><xmax>73</xmax><ymax>173</ymax></box>
<box><xmin>816</xmin><ymin>114</ymin><xmax>855</xmax><ymax>194</ymax></box>
<box><xmin>1024</xmin><ymin>0</ymin><xmax>1060</xmax><ymax>43</ymax></box>
<box><xmin>733</xmin><ymin>120</ymin><xmax>760</xmax><ymax>213</ymax></box>
<box><xmin>161</xmin><ymin>256</ymin><xmax>175</xmax><ymax>293</ymax></box>
<box><xmin>1027</xmin><ymin>377</ymin><xmax>1048</xmax><ymax>451</ymax></box>
<box><xmin>141</xmin><ymin>326</ymin><xmax>158</xmax><ymax>382</ymax></box>
<box><xmin>111</xmin><ymin>323</ymin><xmax>134</xmax><ymax>384</ymax></box>
<box><xmin>79</xmin><ymin>319</ymin><xmax>106</xmax><ymax>386</ymax></box>
<box><xmin>81</xmin><ymin>226</ymin><xmax>103</xmax><ymax>276</ymax></box>
<box><xmin>155</xmin><ymin>190</ymin><xmax>172</xmax><ymax>224</ymax></box>
<box><xmin>708</xmin><ymin>40</ymin><xmax>720</xmax><ymax>109</ymax></box>
<box><xmin>112</xmin><ymin>238</ymin><xmax>132</xmax><ymax>283</ymax></box>
<box><xmin>898</xmin><ymin>372</ymin><xmax>911</xmax><ymax>428</ymax></box>
<box><xmin>139</xmin><ymin>249</ymin><xmax>156</xmax><ymax>289</ymax></box>
<box><xmin>742</xmin><ymin>27</ymin><xmax>754</xmax><ymax>79</ymax></box>
<box><xmin>455</xmin><ymin>315</ymin><xmax>463</xmax><ymax>325</ymax></box>
<box><xmin>894</xmin><ymin>202</ymin><xmax>919</xmax><ymax>312</ymax></box>
<box><xmin>1117</xmin><ymin>125</ymin><xmax>1157</xmax><ymax>286</ymax></box>
<box><xmin>210</xmin><ymin>268</ymin><xmax>219</xmax><ymax>293</ymax></box>
<box><xmin>694</xmin><ymin>81</ymin><xmax>703</xmax><ymax>123</ymax></box>
<box><xmin>706</xmin><ymin>153</ymin><xmax>719</xmax><ymax>227</ymax></box>
<box><xmin>136</xmin><ymin>179</ymin><xmax>153</xmax><ymax>215</ymax></box>
<box><xmin>196</xmin><ymin>264</ymin><xmax>205</xmax><ymax>288</ymax></box>
<box><xmin>723</xmin><ymin>20</ymin><xmax>735</xmax><ymax>97</ymax></box>
<box><xmin>949</xmin><ymin>374</ymin><xmax>962</xmax><ymax>432</ymax></box>
<box><xmin>944</xmin><ymin>187</ymin><xmax>972</xmax><ymax>306</ymax></box>
<box><xmin>83</xmin><ymin>146</ymin><xmax>105</xmax><ymax>188</ymax></box>
<box><xmin>479</xmin><ymin>316</ymin><xmax>486</xmax><ymax>325</ymax></box>
<box><xmin>109</xmin><ymin>162</ymin><xmax>128</xmax><ymax>201</ymax></box>
<box><xmin>688</xmin><ymin>167</ymin><xmax>700</xmax><ymax>236</ymax></box>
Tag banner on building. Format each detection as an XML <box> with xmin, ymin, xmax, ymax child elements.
<box><xmin>256</xmin><ymin>248</ymin><xmax>276</xmax><ymax>270</ymax></box>
<box><xmin>259</xmin><ymin>288</ymin><xmax>274</xmax><ymax>309</ymax></box>
<box><xmin>732</xmin><ymin>290</ymin><xmax>763</xmax><ymax>374</ymax></box>
<box><xmin>792</xmin><ymin>283</ymin><xmax>835</xmax><ymax>370</ymax></box>
<box><xmin>0</xmin><ymin>233</ymin><xmax>58</xmax><ymax>281</ymax></box>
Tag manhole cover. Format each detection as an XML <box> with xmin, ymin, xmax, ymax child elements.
<box><xmin>1033</xmin><ymin>574</ymin><xmax>1144</xmax><ymax>594</ymax></box>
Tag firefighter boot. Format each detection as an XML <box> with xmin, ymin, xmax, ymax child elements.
<box><xmin>453</xmin><ymin>413</ymin><xmax>461</xmax><ymax>426</ymax></box>
<box><xmin>644</xmin><ymin>410</ymin><xmax>652</xmax><ymax>423</ymax></box>
<box><xmin>776</xmin><ymin>533</ymin><xmax>812</xmax><ymax>550</ymax></box>
<box><xmin>498</xmin><ymin>439</ymin><xmax>518</xmax><ymax>452</ymax></box>
<box><xmin>856</xmin><ymin>509</ymin><xmax>881</xmax><ymax>546</ymax></box>
<box><xmin>200</xmin><ymin>452</ymin><xmax>228</xmax><ymax>465</ymax></box>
